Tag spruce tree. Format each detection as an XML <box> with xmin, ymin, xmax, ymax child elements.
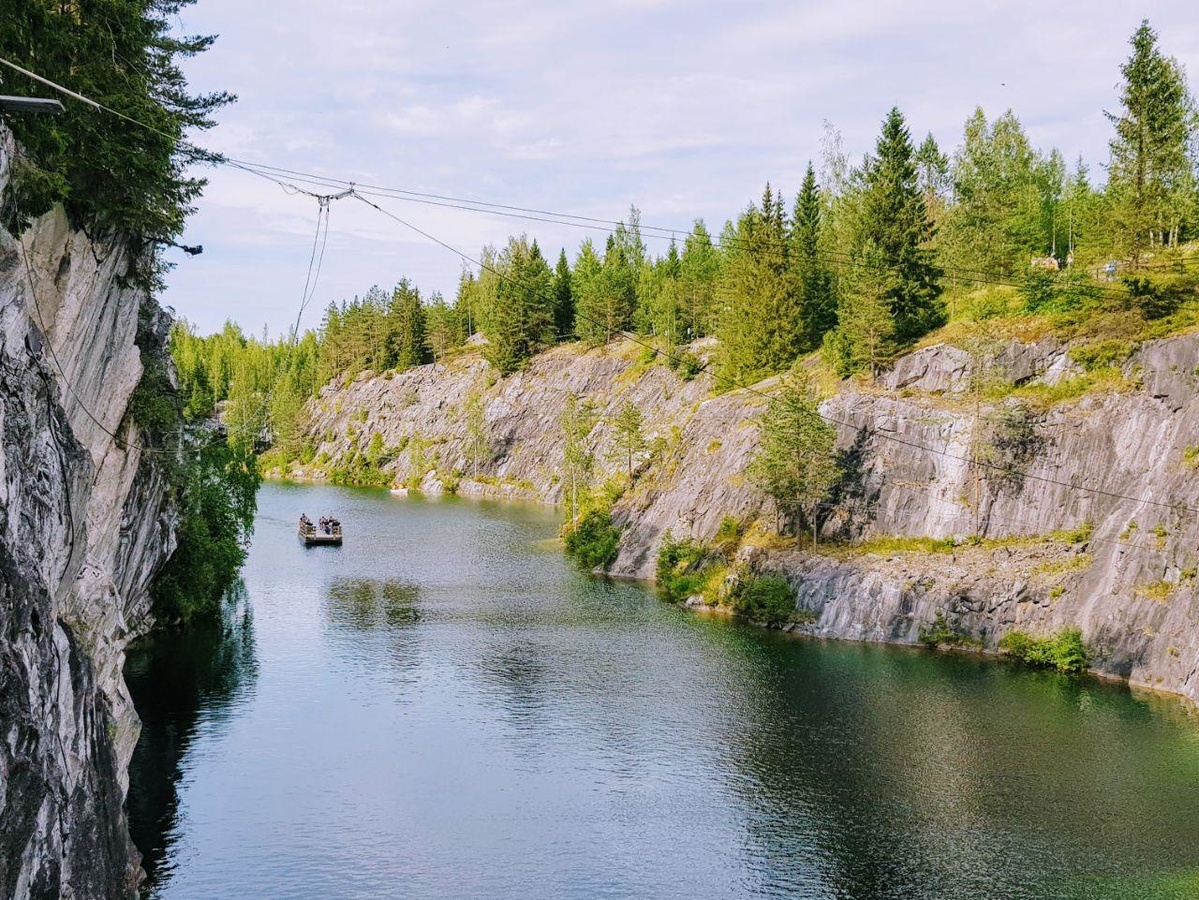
<box><xmin>715</xmin><ymin>188</ymin><xmax>803</xmax><ymax>387</ymax></box>
<box><xmin>1106</xmin><ymin>19</ymin><xmax>1197</xmax><ymax>255</ymax></box>
<box><xmin>791</xmin><ymin>163</ymin><xmax>836</xmax><ymax>346</ymax></box>
<box><xmin>571</xmin><ymin>239</ymin><xmax>607</xmax><ymax>343</ymax></box>
<box><xmin>858</xmin><ymin>107</ymin><xmax>944</xmax><ymax>344</ymax></box>
<box><xmin>388</xmin><ymin>280</ymin><xmax>432</xmax><ymax>370</ymax></box>
<box><xmin>679</xmin><ymin>220</ymin><xmax>720</xmax><ymax>339</ymax></box>
<box><xmin>484</xmin><ymin>236</ymin><xmax>553</xmax><ymax>374</ymax></box>
<box><xmin>552</xmin><ymin>249</ymin><xmax>575</xmax><ymax>340</ymax></box>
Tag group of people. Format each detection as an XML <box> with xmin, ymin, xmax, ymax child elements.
<box><xmin>299</xmin><ymin>513</ymin><xmax>340</xmax><ymax>535</ymax></box>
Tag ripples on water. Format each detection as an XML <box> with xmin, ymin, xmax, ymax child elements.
<box><xmin>125</xmin><ymin>483</ymin><xmax>1199</xmax><ymax>899</ymax></box>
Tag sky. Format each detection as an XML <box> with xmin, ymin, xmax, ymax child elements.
<box><xmin>160</xmin><ymin>0</ymin><xmax>1199</xmax><ymax>336</ymax></box>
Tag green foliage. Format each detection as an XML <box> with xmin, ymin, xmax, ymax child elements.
<box><xmin>939</xmin><ymin>109</ymin><xmax>1065</xmax><ymax>278</ymax></box>
<box><xmin>463</xmin><ymin>388</ymin><xmax>491</xmax><ymax>478</ymax></box>
<box><xmin>574</xmin><ymin>209</ymin><xmax>643</xmax><ymax>343</ymax></box>
<box><xmin>129</xmin><ymin>346</ymin><xmax>180</xmax><ymax>440</ymax></box>
<box><xmin>151</xmin><ymin>439</ymin><xmax>258</xmax><ymax>625</ymax></box>
<box><xmin>748</xmin><ymin>376</ymin><xmax>840</xmax><ymax>535</ymax></box>
<box><xmin>670</xmin><ymin>350</ymin><xmax>703</xmax><ymax>381</ymax></box>
<box><xmin>1068</xmin><ymin>339</ymin><xmax>1135</xmax><ymax>371</ymax></box>
<box><xmin>561</xmin><ymin>392</ymin><xmax>598</xmax><ymax>522</ymax></box>
<box><xmin>824</xmin><ymin>240</ymin><xmax>898</xmax><ymax>377</ymax></box>
<box><xmin>1106</xmin><ymin>20</ymin><xmax>1197</xmax><ymax>256</ymax></box>
<box><xmin>919</xmin><ymin>613</ymin><xmax>979</xmax><ymax>648</ymax></box>
<box><xmin>0</xmin><ymin>1</ymin><xmax>233</xmax><ymax>257</ymax></box>
<box><xmin>484</xmin><ymin>237</ymin><xmax>555</xmax><ymax>374</ymax></box>
<box><xmin>998</xmin><ymin>628</ymin><xmax>1090</xmax><ymax>673</ymax></box>
<box><xmin>729</xmin><ymin>575</ymin><xmax>796</xmax><ymax>627</ymax></box>
<box><xmin>655</xmin><ymin>530</ymin><xmax>710</xmax><ymax>602</ymax></box>
<box><xmin>792</xmin><ymin>163</ymin><xmax>837</xmax><ymax>344</ymax></box>
<box><xmin>1050</xmin><ymin>521</ymin><xmax>1095</xmax><ymax>544</ymax></box>
<box><xmin>714</xmin><ymin>185</ymin><xmax>805</xmax><ymax>385</ymax></box>
<box><xmin>387</xmin><ymin>280</ymin><xmax>434</xmax><ymax>369</ymax></box>
<box><xmin>609</xmin><ymin>401</ymin><xmax>648</xmax><ymax>481</ymax></box>
<box><xmin>715</xmin><ymin>515</ymin><xmax>742</xmax><ymax>545</ymax></box>
<box><xmin>551</xmin><ymin>249</ymin><xmax>575</xmax><ymax>340</ymax></box>
<box><xmin>1121</xmin><ymin>276</ymin><xmax>1180</xmax><ymax>319</ymax></box>
<box><xmin>562</xmin><ymin>509</ymin><xmax>622</xmax><ymax>572</ymax></box>
<box><xmin>857</xmin><ymin>107</ymin><xmax>945</xmax><ymax>344</ymax></box>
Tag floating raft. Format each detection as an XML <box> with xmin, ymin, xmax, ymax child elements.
<box><xmin>299</xmin><ymin>523</ymin><xmax>343</xmax><ymax>546</ymax></box>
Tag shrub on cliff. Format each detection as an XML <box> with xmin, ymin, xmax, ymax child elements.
<box><xmin>656</xmin><ymin>531</ymin><xmax>708</xmax><ymax>602</ymax></box>
<box><xmin>562</xmin><ymin>510</ymin><xmax>622</xmax><ymax>572</ymax></box>
<box><xmin>998</xmin><ymin>628</ymin><xmax>1089</xmax><ymax>674</ymax></box>
<box><xmin>152</xmin><ymin>439</ymin><xmax>258</xmax><ymax>624</ymax></box>
<box><xmin>729</xmin><ymin>575</ymin><xmax>796</xmax><ymax>627</ymax></box>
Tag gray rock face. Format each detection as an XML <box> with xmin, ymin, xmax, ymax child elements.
<box><xmin>0</xmin><ymin>127</ymin><xmax>177</xmax><ymax>898</ymax></box>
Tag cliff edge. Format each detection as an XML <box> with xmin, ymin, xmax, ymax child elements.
<box><xmin>0</xmin><ymin>127</ymin><xmax>178</xmax><ymax>898</ymax></box>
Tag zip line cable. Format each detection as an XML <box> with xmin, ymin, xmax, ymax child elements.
<box><xmin>4</xmin><ymin>54</ymin><xmax>1197</xmax><ymax>521</ymax></box>
<box><xmin>0</xmin><ymin>53</ymin><xmax>1149</xmax><ymax>306</ymax></box>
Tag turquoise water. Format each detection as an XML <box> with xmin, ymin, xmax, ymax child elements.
<box><xmin>126</xmin><ymin>482</ymin><xmax>1199</xmax><ymax>899</ymax></box>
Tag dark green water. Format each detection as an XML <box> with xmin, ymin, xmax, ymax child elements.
<box><xmin>125</xmin><ymin>482</ymin><xmax>1199</xmax><ymax>899</ymax></box>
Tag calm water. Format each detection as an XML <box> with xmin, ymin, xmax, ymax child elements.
<box><xmin>126</xmin><ymin>482</ymin><xmax>1199</xmax><ymax>900</ymax></box>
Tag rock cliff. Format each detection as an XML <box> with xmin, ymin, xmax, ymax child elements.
<box><xmin>294</xmin><ymin>325</ymin><xmax>1199</xmax><ymax>707</ymax></box>
<box><xmin>0</xmin><ymin>128</ymin><xmax>177</xmax><ymax>898</ymax></box>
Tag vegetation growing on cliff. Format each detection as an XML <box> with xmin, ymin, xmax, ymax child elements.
<box><xmin>747</xmin><ymin>376</ymin><xmax>840</xmax><ymax>537</ymax></box>
<box><xmin>151</xmin><ymin>440</ymin><xmax>258</xmax><ymax>624</ymax></box>
<box><xmin>562</xmin><ymin>510</ymin><xmax>622</xmax><ymax>573</ymax></box>
<box><xmin>998</xmin><ymin>628</ymin><xmax>1090</xmax><ymax>674</ymax></box>
<box><xmin>0</xmin><ymin>0</ymin><xmax>233</xmax><ymax>262</ymax></box>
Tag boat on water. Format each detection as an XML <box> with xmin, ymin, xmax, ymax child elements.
<box><xmin>299</xmin><ymin>514</ymin><xmax>343</xmax><ymax>546</ymax></box>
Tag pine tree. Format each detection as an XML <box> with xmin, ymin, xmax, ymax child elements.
<box><xmin>609</xmin><ymin>401</ymin><xmax>648</xmax><ymax>482</ymax></box>
<box><xmin>1106</xmin><ymin>19</ymin><xmax>1198</xmax><ymax>256</ymax></box>
<box><xmin>858</xmin><ymin>107</ymin><xmax>944</xmax><ymax>344</ymax></box>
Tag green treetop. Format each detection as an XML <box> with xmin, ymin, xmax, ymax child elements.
<box><xmin>1106</xmin><ymin>19</ymin><xmax>1198</xmax><ymax>256</ymax></box>
<box><xmin>858</xmin><ymin>107</ymin><xmax>944</xmax><ymax>343</ymax></box>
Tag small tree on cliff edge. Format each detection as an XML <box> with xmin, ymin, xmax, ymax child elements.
<box><xmin>609</xmin><ymin>401</ymin><xmax>648</xmax><ymax>483</ymax></box>
<box><xmin>748</xmin><ymin>376</ymin><xmax>840</xmax><ymax>540</ymax></box>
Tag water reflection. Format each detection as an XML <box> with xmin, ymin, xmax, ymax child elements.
<box><xmin>125</xmin><ymin>585</ymin><xmax>257</xmax><ymax>891</ymax></box>
<box><xmin>325</xmin><ymin>578</ymin><xmax>421</xmax><ymax>630</ymax></box>
<box><xmin>123</xmin><ymin>484</ymin><xmax>1199</xmax><ymax>900</ymax></box>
